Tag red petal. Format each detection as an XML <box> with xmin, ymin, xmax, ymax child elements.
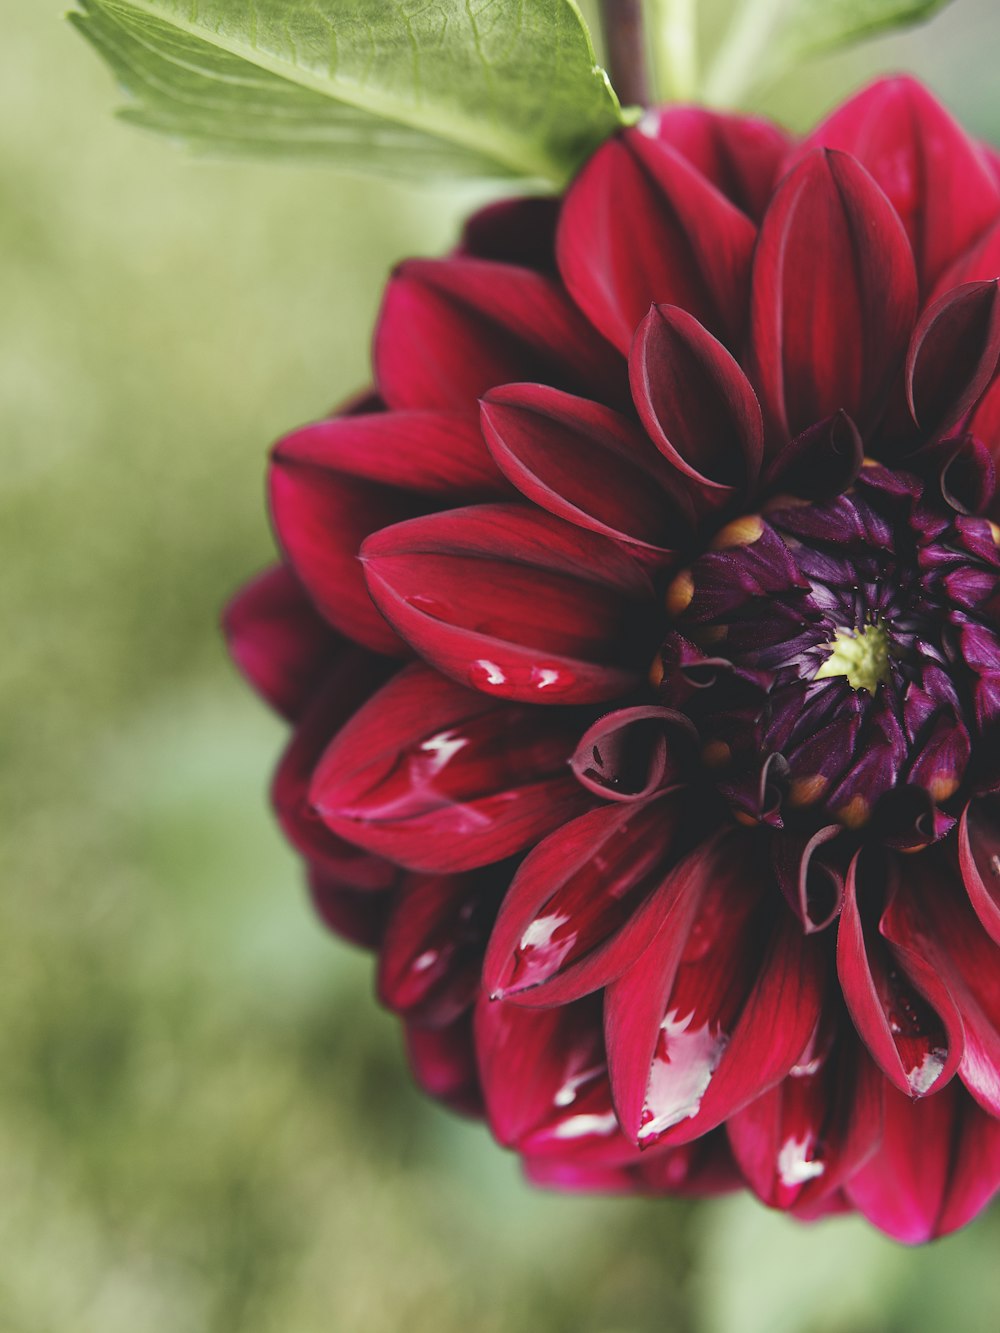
<box><xmin>556</xmin><ymin>129</ymin><xmax>756</xmax><ymax>354</ymax></box>
<box><xmin>837</xmin><ymin>851</ymin><xmax>963</xmax><ymax>1098</ymax></box>
<box><xmin>378</xmin><ymin>870</ymin><xmax>504</xmax><ymax>1027</ymax></box>
<box><xmin>269</xmin><ymin>451</ymin><xmax>416</xmax><ymax>656</ymax></box>
<box><xmin>570</xmin><ymin>705</ymin><xmax>698</xmax><ymax>802</ymax></box>
<box><xmin>797</xmin><ymin>77</ymin><xmax>1000</xmax><ymax>292</ymax></box>
<box><xmin>749</xmin><ymin>149</ymin><xmax>917</xmax><ymax>442</ymax></box>
<box><xmin>604</xmin><ymin>834</ymin><xmax>823</xmax><ymax>1146</ymax></box>
<box><xmin>959</xmin><ymin>797</ymin><xmax>1000</xmax><ymax>944</ymax></box>
<box><xmin>307</xmin><ymin>867</ymin><xmax>393</xmax><ymax>949</ymax></box>
<box><xmin>480</xmin><ymin>384</ymin><xmax>689</xmax><ymax>555</ymax></box>
<box><xmin>630</xmin><ymin>305</ymin><xmax>763</xmax><ymax>494</ymax></box>
<box><xmin>646</xmin><ymin>106</ymin><xmax>790</xmax><ymax>220</ymax></box>
<box><xmin>361</xmin><ymin>504</ymin><xmax>653</xmax><ymax>705</ymax></box>
<box><xmin>276</xmin><ymin>409</ymin><xmax>508</xmax><ymax>498</ymax></box>
<box><xmin>482</xmin><ymin>795</ymin><xmax>683</xmax><ymax>1006</ymax></box>
<box><xmin>310</xmin><ymin>663</ymin><xmax>589</xmax><ymax>872</ymax></box>
<box><xmin>223</xmin><ymin>564</ymin><xmax>338</xmax><ymax>720</ymax></box>
<box><xmin>273</xmin><ymin>653</ymin><xmax>399</xmax><ymax>889</ymax></box>
<box><xmin>459</xmin><ymin>196</ymin><xmax>560</xmax><ymax>272</ymax></box>
<box><xmin>905</xmin><ymin>281</ymin><xmax>1000</xmax><ymax>442</ymax></box>
<box><xmin>935</xmin><ymin>1093</ymin><xmax>1000</xmax><ymax>1237</ymax></box>
<box><xmin>405</xmin><ymin>1013</ymin><xmax>483</xmax><ymax>1117</ymax></box>
<box><xmin>374</xmin><ymin>258</ymin><xmax>625</xmax><ymax>411</ymax></box>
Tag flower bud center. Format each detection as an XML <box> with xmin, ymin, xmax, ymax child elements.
<box><xmin>814</xmin><ymin>620</ymin><xmax>891</xmax><ymax>692</ymax></box>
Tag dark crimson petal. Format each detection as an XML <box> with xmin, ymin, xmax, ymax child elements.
<box><xmin>846</xmin><ymin>1082</ymin><xmax>1000</xmax><ymax>1243</ymax></box>
<box><xmin>276</xmin><ymin>409</ymin><xmax>509</xmax><ymax>498</ymax></box>
<box><xmin>771</xmin><ymin>826</ymin><xmax>845</xmax><ymax>933</ymax></box>
<box><xmin>959</xmin><ymin>798</ymin><xmax>1000</xmax><ymax>944</ymax></box>
<box><xmin>918</xmin><ymin>434</ymin><xmax>998</xmax><ymax>516</ymax></box>
<box><xmin>475</xmin><ymin>993</ymin><xmax>613</xmax><ymax>1151</ymax></box>
<box><xmin>570</xmin><ymin>705</ymin><xmax>698</xmax><ymax>802</ymax></box>
<box><xmin>222</xmin><ymin>564</ymin><xmax>338</xmax><ymax>721</ymax></box>
<box><xmin>374</xmin><ymin>258</ymin><xmax>625</xmax><ymax>412</ymax></box>
<box><xmin>310</xmin><ymin>663</ymin><xmax>589</xmax><ymax>873</ymax></box>
<box><xmin>728</xmin><ymin>1036</ymin><xmax>882</xmax><ymax>1213</ymax></box>
<box><xmin>269</xmin><ymin>451</ymin><xmax>416</xmax><ymax>656</ymax></box>
<box><xmin>637</xmin><ymin>1130</ymin><xmax>744</xmax><ymax>1197</ymax></box>
<box><xmin>404</xmin><ymin>1012</ymin><xmax>483</xmax><ymax>1117</ymax></box>
<box><xmin>797</xmin><ymin>77</ymin><xmax>1000</xmax><ymax>292</ymax></box>
<box><xmin>459</xmin><ymin>195</ymin><xmax>559</xmax><ymax>271</ymax></box>
<box><xmin>482</xmin><ymin>795</ymin><xmax>683</xmax><ymax>1006</ymax></box>
<box><xmin>887</xmin><ymin>862</ymin><xmax>1000</xmax><ymax>1117</ymax></box>
<box><xmin>556</xmin><ymin>129</ymin><xmax>756</xmax><ymax>354</ymax></box>
<box><xmin>630</xmin><ymin>305</ymin><xmax>763</xmax><ymax>493</ymax></box>
<box><xmin>905</xmin><ymin>281</ymin><xmax>1000</xmax><ymax>443</ymax></box>
<box><xmin>273</xmin><ymin>654</ymin><xmax>399</xmax><ymax>889</ymax></box>
<box><xmin>480</xmin><ymin>384</ymin><xmax>690</xmax><ymax>554</ymax></box>
<box><xmin>605</xmin><ymin>834</ymin><xmax>823</xmax><ymax>1147</ymax></box>
<box><xmin>522</xmin><ymin>1159</ymin><xmax>634</xmax><ymax>1194</ymax></box>
<box><xmin>307</xmin><ymin>867</ymin><xmax>393</xmax><ymax>950</ymax></box>
<box><xmin>361</xmin><ymin>504</ymin><xmax>653</xmax><ymax>705</ymax></box>
<box><xmin>749</xmin><ymin>149</ymin><xmax>918</xmax><ymax>443</ymax></box>
<box><xmin>838</xmin><ymin>851</ymin><xmax>963</xmax><ymax>1098</ymax></box>
<box><xmin>646</xmin><ymin>106</ymin><xmax>790</xmax><ymax>220</ymax></box>
<box><xmin>761</xmin><ymin>412</ymin><xmax>863</xmax><ymax>502</ymax></box>
<box><xmin>377</xmin><ymin>871</ymin><xmax>504</xmax><ymax>1028</ymax></box>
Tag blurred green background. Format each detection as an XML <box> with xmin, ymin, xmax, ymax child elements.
<box><xmin>4</xmin><ymin>3</ymin><xmax>1000</xmax><ymax>1330</ymax></box>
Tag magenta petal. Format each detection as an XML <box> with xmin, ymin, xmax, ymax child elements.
<box><xmin>959</xmin><ymin>798</ymin><xmax>1000</xmax><ymax>944</ymax></box>
<box><xmin>647</xmin><ymin>106</ymin><xmax>790</xmax><ymax>220</ymax></box>
<box><xmin>405</xmin><ymin>1013</ymin><xmax>483</xmax><ymax>1116</ymax></box>
<box><xmin>310</xmin><ymin>663</ymin><xmax>589</xmax><ymax>873</ymax></box>
<box><xmin>361</xmin><ymin>504</ymin><xmax>653</xmax><ymax>705</ymax></box>
<box><xmin>837</xmin><ymin>852</ymin><xmax>963</xmax><ymax>1098</ymax></box>
<box><xmin>556</xmin><ymin>129</ymin><xmax>756</xmax><ymax>355</ymax></box>
<box><xmin>749</xmin><ymin>148</ymin><xmax>917</xmax><ymax>442</ymax></box>
<box><xmin>797</xmin><ymin>77</ymin><xmax>1000</xmax><ymax>292</ymax></box>
<box><xmin>905</xmin><ymin>281</ymin><xmax>1000</xmax><ymax>442</ymax></box>
<box><xmin>269</xmin><ymin>451</ymin><xmax>416</xmax><ymax>656</ymax></box>
<box><xmin>480</xmin><ymin>384</ymin><xmax>690</xmax><ymax>554</ymax></box>
<box><xmin>277</xmin><ymin>409</ymin><xmax>509</xmax><ymax>498</ymax></box>
<box><xmin>571</xmin><ymin>705</ymin><xmax>698</xmax><ymax>802</ymax></box>
<box><xmin>934</xmin><ymin>1093</ymin><xmax>1000</xmax><ymax>1237</ymax></box>
<box><xmin>377</xmin><ymin>871</ymin><xmax>503</xmax><ymax>1027</ymax></box>
<box><xmin>223</xmin><ymin>564</ymin><xmax>338</xmax><ymax>721</ymax></box>
<box><xmin>374</xmin><ymin>257</ymin><xmax>625</xmax><ymax>411</ymax></box>
<box><xmin>482</xmin><ymin>795</ymin><xmax>682</xmax><ymax>1006</ymax></box>
<box><xmin>630</xmin><ymin>304</ymin><xmax>763</xmax><ymax>493</ymax></box>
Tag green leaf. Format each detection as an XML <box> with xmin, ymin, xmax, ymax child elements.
<box><xmin>774</xmin><ymin>0</ymin><xmax>954</xmax><ymax>60</ymax></box>
<box><xmin>703</xmin><ymin>0</ymin><xmax>954</xmax><ymax>107</ymax></box>
<box><xmin>70</xmin><ymin>0</ymin><xmax>625</xmax><ymax>184</ymax></box>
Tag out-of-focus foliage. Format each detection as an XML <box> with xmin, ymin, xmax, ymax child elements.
<box><xmin>71</xmin><ymin>0</ymin><xmax>625</xmax><ymax>183</ymax></box>
<box><xmin>3</xmin><ymin>3</ymin><xmax>1000</xmax><ymax>1331</ymax></box>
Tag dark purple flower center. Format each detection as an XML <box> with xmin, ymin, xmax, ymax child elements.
<box><xmin>656</xmin><ymin>463</ymin><xmax>1000</xmax><ymax>841</ymax></box>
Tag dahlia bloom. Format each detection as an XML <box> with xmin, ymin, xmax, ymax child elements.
<box><xmin>225</xmin><ymin>77</ymin><xmax>1000</xmax><ymax>1243</ymax></box>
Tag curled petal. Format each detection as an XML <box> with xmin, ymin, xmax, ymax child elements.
<box><xmin>483</xmin><ymin>795</ymin><xmax>683</xmax><ymax>1006</ymax></box>
<box><xmin>771</xmin><ymin>826</ymin><xmax>845</xmax><ymax>933</ymax></box>
<box><xmin>798</xmin><ymin>76</ymin><xmax>1000</xmax><ymax>292</ymax></box>
<box><xmin>223</xmin><ymin>564</ymin><xmax>338</xmax><ymax>720</ymax></box>
<box><xmin>556</xmin><ymin>129</ymin><xmax>756</xmax><ymax>354</ymax></box>
<box><xmin>405</xmin><ymin>1012</ymin><xmax>483</xmax><ymax>1117</ymax></box>
<box><xmin>749</xmin><ymin>148</ymin><xmax>917</xmax><ymax>442</ymax></box>
<box><xmin>361</xmin><ymin>504</ymin><xmax>654</xmax><ymax>705</ymax></box>
<box><xmin>838</xmin><ymin>851</ymin><xmax>963</xmax><ymax>1098</ymax></box>
<box><xmin>374</xmin><ymin>258</ymin><xmax>625</xmax><ymax>411</ymax></box>
<box><xmin>905</xmin><ymin>281</ymin><xmax>1000</xmax><ymax>442</ymax></box>
<box><xmin>630</xmin><ymin>305</ymin><xmax>763</xmax><ymax>496</ymax></box>
<box><xmin>761</xmin><ymin>412</ymin><xmax>863</xmax><ymax>502</ymax></box>
<box><xmin>571</xmin><ymin>705</ymin><xmax>698</xmax><ymax>802</ymax></box>
<box><xmin>276</xmin><ymin>409</ymin><xmax>508</xmax><ymax>498</ymax></box>
<box><xmin>378</xmin><ymin>870</ymin><xmax>505</xmax><ymax>1028</ymax></box>
<box><xmin>959</xmin><ymin>798</ymin><xmax>1000</xmax><ymax>944</ymax></box>
<box><xmin>480</xmin><ymin>384</ymin><xmax>690</xmax><ymax>555</ymax></box>
<box><xmin>310</xmin><ymin>663</ymin><xmax>589</xmax><ymax>873</ymax></box>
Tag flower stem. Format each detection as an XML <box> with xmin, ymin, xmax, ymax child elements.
<box><xmin>599</xmin><ymin>0</ymin><xmax>651</xmax><ymax>109</ymax></box>
<box><xmin>648</xmin><ymin>0</ymin><xmax>699</xmax><ymax>102</ymax></box>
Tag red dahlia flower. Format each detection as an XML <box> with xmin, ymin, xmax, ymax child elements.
<box><xmin>225</xmin><ymin>77</ymin><xmax>1000</xmax><ymax>1243</ymax></box>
